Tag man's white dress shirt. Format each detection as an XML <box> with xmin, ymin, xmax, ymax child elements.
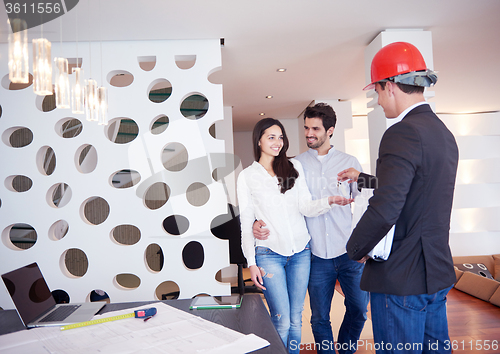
<box><xmin>295</xmin><ymin>147</ymin><xmax>362</xmax><ymax>259</ymax></box>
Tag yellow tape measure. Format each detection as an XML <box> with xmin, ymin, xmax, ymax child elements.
<box><xmin>60</xmin><ymin>312</ymin><xmax>135</xmax><ymax>331</ymax></box>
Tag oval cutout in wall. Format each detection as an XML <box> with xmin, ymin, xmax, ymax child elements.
<box><xmin>162</xmin><ymin>142</ymin><xmax>188</xmax><ymax>172</ymax></box>
<box><xmin>82</xmin><ymin>196</ymin><xmax>110</xmax><ymax>225</ymax></box>
<box><xmin>110</xmin><ymin>169</ymin><xmax>141</xmax><ymax>188</ymax></box>
<box><xmin>155</xmin><ymin>281</ymin><xmax>179</xmax><ymax>300</ymax></box>
<box><xmin>207</xmin><ymin>66</ymin><xmax>222</xmax><ymax>85</ymax></box>
<box><xmin>115</xmin><ymin>273</ymin><xmax>141</xmax><ymax>289</ymax></box>
<box><xmin>186</xmin><ymin>182</ymin><xmax>210</xmax><ymax>207</ymax></box>
<box><xmin>215</xmin><ymin>266</ymin><xmax>234</xmax><ymax>284</ymax></box>
<box><xmin>6</xmin><ymin>223</ymin><xmax>37</xmax><ymax>250</ymax></box>
<box><xmin>47</xmin><ymin>183</ymin><xmax>72</xmax><ymax>208</ymax></box>
<box><xmin>145</xmin><ymin>243</ymin><xmax>163</xmax><ymax>272</ymax></box>
<box><xmin>5</xmin><ymin>175</ymin><xmax>33</xmax><ymax>192</ymax></box>
<box><xmin>151</xmin><ymin>114</ymin><xmax>169</xmax><ymax>135</ymax></box>
<box><xmin>3</xmin><ymin>126</ymin><xmax>33</xmax><ymax>148</ymax></box>
<box><xmin>175</xmin><ymin>55</ymin><xmax>196</xmax><ymax>70</ymax></box>
<box><xmin>52</xmin><ymin>289</ymin><xmax>70</xmax><ymax>304</ymax></box>
<box><xmin>106</xmin><ymin>118</ymin><xmax>139</xmax><ymax>144</ymax></box>
<box><xmin>36</xmin><ymin>146</ymin><xmax>56</xmax><ymax>176</ymax></box>
<box><xmin>68</xmin><ymin>58</ymin><xmax>83</xmax><ymax>74</ymax></box>
<box><xmin>148</xmin><ymin>79</ymin><xmax>172</xmax><ymax>103</ymax></box>
<box><xmin>111</xmin><ymin>224</ymin><xmax>141</xmax><ymax>245</ymax></box>
<box><xmin>49</xmin><ymin>220</ymin><xmax>69</xmax><ymax>241</ymax></box>
<box><xmin>210</xmin><ymin>204</ymin><xmax>240</xmax><ymax>241</ymax></box>
<box><xmin>63</xmin><ymin>248</ymin><xmax>89</xmax><ymax>277</ymax></box>
<box><xmin>1</xmin><ymin>73</ymin><xmax>33</xmax><ymax>90</ymax></box>
<box><xmin>144</xmin><ymin>182</ymin><xmax>170</xmax><ymax>210</ymax></box>
<box><xmin>138</xmin><ymin>56</ymin><xmax>156</xmax><ymax>71</ymax></box>
<box><xmin>56</xmin><ymin>118</ymin><xmax>83</xmax><ymax>138</ymax></box>
<box><xmin>36</xmin><ymin>92</ymin><xmax>56</xmax><ymax>112</ymax></box>
<box><xmin>108</xmin><ymin>70</ymin><xmax>134</xmax><ymax>87</ymax></box>
<box><xmin>182</xmin><ymin>241</ymin><xmax>204</xmax><ymax>270</ymax></box>
<box><xmin>89</xmin><ymin>289</ymin><xmax>110</xmax><ymax>302</ymax></box>
<box><xmin>180</xmin><ymin>94</ymin><xmax>208</xmax><ymax>120</ymax></box>
<box><xmin>162</xmin><ymin>215</ymin><xmax>189</xmax><ymax>236</ymax></box>
<box><xmin>75</xmin><ymin>144</ymin><xmax>98</xmax><ymax>174</ymax></box>
<box><xmin>209</xmin><ymin>122</ymin><xmax>216</xmax><ymax>139</ymax></box>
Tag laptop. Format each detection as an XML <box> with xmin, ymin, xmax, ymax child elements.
<box><xmin>1</xmin><ymin>262</ymin><xmax>105</xmax><ymax>328</ymax></box>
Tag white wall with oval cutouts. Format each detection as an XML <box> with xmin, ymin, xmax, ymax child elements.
<box><xmin>0</xmin><ymin>39</ymin><xmax>233</xmax><ymax>309</ymax></box>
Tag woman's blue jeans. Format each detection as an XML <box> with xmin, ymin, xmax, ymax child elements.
<box><xmin>255</xmin><ymin>245</ymin><xmax>311</xmax><ymax>354</ymax></box>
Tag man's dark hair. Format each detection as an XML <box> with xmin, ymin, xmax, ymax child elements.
<box><xmin>303</xmin><ymin>103</ymin><xmax>336</xmax><ymax>138</ymax></box>
<box><xmin>379</xmin><ymin>81</ymin><xmax>425</xmax><ymax>94</ymax></box>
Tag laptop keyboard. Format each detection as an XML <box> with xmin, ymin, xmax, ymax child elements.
<box><xmin>39</xmin><ymin>305</ymin><xmax>81</xmax><ymax>322</ymax></box>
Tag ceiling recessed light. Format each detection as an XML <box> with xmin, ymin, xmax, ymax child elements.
<box><xmin>277</xmin><ymin>68</ymin><xmax>286</xmax><ymax>72</ymax></box>
<box><xmin>259</xmin><ymin>112</ymin><xmax>265</xmax><ymax>116</ymax></box>
<box><xmin>265</xmin><ymin>95</ymin><xmax>273</xmax><ymax>99</ymax></box>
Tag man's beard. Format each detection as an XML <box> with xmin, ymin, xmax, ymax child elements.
<box><xmin>306</xmin><ymin>136</ymin><xmax>327</xmax><ymax>149</ymax></box>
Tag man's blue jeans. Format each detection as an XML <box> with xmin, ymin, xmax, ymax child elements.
<box><xmin>255</xmin><ymin>245</ymin><xmax>311</xmax><ymax>354</ymax></box>
<box><xmin>370</xmin><ymin>286</ymin><xmax>453</xmax><ymax>354</ymax></box>
<box><xmin>308</xmin><ymin>253</ymin><xmax>368</xmax><ymax>354</ymax></box>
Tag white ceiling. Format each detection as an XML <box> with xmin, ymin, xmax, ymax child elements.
<box><xmin>1</xmin><ymin>0</ymin><xmax>499</xmax><ymax>131</ymax></box>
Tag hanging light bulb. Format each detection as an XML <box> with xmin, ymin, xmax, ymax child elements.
<box><xmin>8</xmin><ymin>19</ymin><xmax>29</xmax><ymax>83</ymax></box>
<box><xmin>71</xmin><ymin>10</ymin><xmax>84</xmax><ymax>114</ymax></box>
<box><xmin>33</xmin><ymin>38</ymin><xmax>53</xmax><ymax>96</ymax></box>
<box><xmin>71</xmin><ymin>67</ymin><xmax>85</xmax><ymax>114</ymax></box>
<box><xmin>54</xmin><ymin>57</ymin><xmax>70</xmax><ymax>108</ymax></box>
<box><xmin>97</xmin><ymin>86</ymin><xmax>108</xmax><ymax>125</ymax></box>
<box><xmin>84</xmin><ymin>78</ymin><xmax>98</xmax><ymax>121</ymax></box>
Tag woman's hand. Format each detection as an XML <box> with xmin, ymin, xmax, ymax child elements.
<box><xmin>337</xmin><ymin>168</ymin><xmax>360</xmax><ymax>183</ymax></box>
<box><xmin>253</xmin><ymin>220</ymin><xmax>269</xmax><ymax>240</ymax></box>
<box><xmin>249</xmin><ymin>265</ymin><xmax>266</xmax><ymax>290</ymax></box>
<box><xmin>328</xmin><ymin>196</ymin><xmax>354</xmax><ymax>206</ymax></box>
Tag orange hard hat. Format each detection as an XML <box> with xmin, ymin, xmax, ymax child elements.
<box><xmin>363</xmin><ymin>41</ymin><xmax>437</xmax><ymax>90</ymax></box>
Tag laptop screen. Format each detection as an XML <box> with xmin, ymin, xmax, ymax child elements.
<box><xmin>1</xmin><ymin>262</ymin><xmax>56</xmax><ymax>325</ymax></box>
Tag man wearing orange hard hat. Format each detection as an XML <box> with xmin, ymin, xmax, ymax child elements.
<box><xmin>342</xmin><ymin>42</ymin><xmax>459</xmax><ymax>353</ymax></box>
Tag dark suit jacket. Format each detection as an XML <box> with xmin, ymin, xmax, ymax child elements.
<box><xmin>357</xmin><ymin>172</ymin><xmax>378</xmax><ymax>191</ymax></box>
<box><xmin>346</xmin><ymin>104</ymin><xmax>459</xmax><ymax>296</ymax></box>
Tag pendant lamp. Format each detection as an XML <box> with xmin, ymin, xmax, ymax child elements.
<box><xmin>97</xmin><ymin>86</ymin><xmax>108</xmax><ymax>125</ymax></box>
<box><xmin>84</xmin><ymin>78</ymin><xmax>98</xmax><ymax>121</ymax></box>
<box><xmin>8</xmin><ymin>19</ymin><xmax>29</xmax><ymax>83</ymax></box>
<box><xmin>33</xmin><ymin>38</ymin><xmax>53</xmax><ymax>96</ymax></box>
<box><xmin>54</xmin><ymin>57</ymin><xmax>70</xmax><ymax>108</ymax></box>
<box><xmin>71</xmin><ymin>67</ymin><xmax>85</xmax><ymax>113</ymax></box>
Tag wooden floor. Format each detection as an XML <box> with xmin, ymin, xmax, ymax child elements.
<box><xmin>301</xmin><ymin>287</ymin><xmax>500</xmax><ymax>354</ymax></box>
<box><xmin>446</xmin><ymin>288</ymin><xmax>500</xmax><ymax>354</ymax></box>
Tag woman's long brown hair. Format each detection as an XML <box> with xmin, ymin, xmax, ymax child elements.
<box><xmin>252</xmin><ymin>118</ymin><xmax>298</xmax><ymax>194</ymax></box>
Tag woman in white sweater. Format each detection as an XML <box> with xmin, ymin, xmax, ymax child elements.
<box><xmin>237</xmin><ymin>118</ymin><xmax>353</xmax><ymax>353</ymax></box>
